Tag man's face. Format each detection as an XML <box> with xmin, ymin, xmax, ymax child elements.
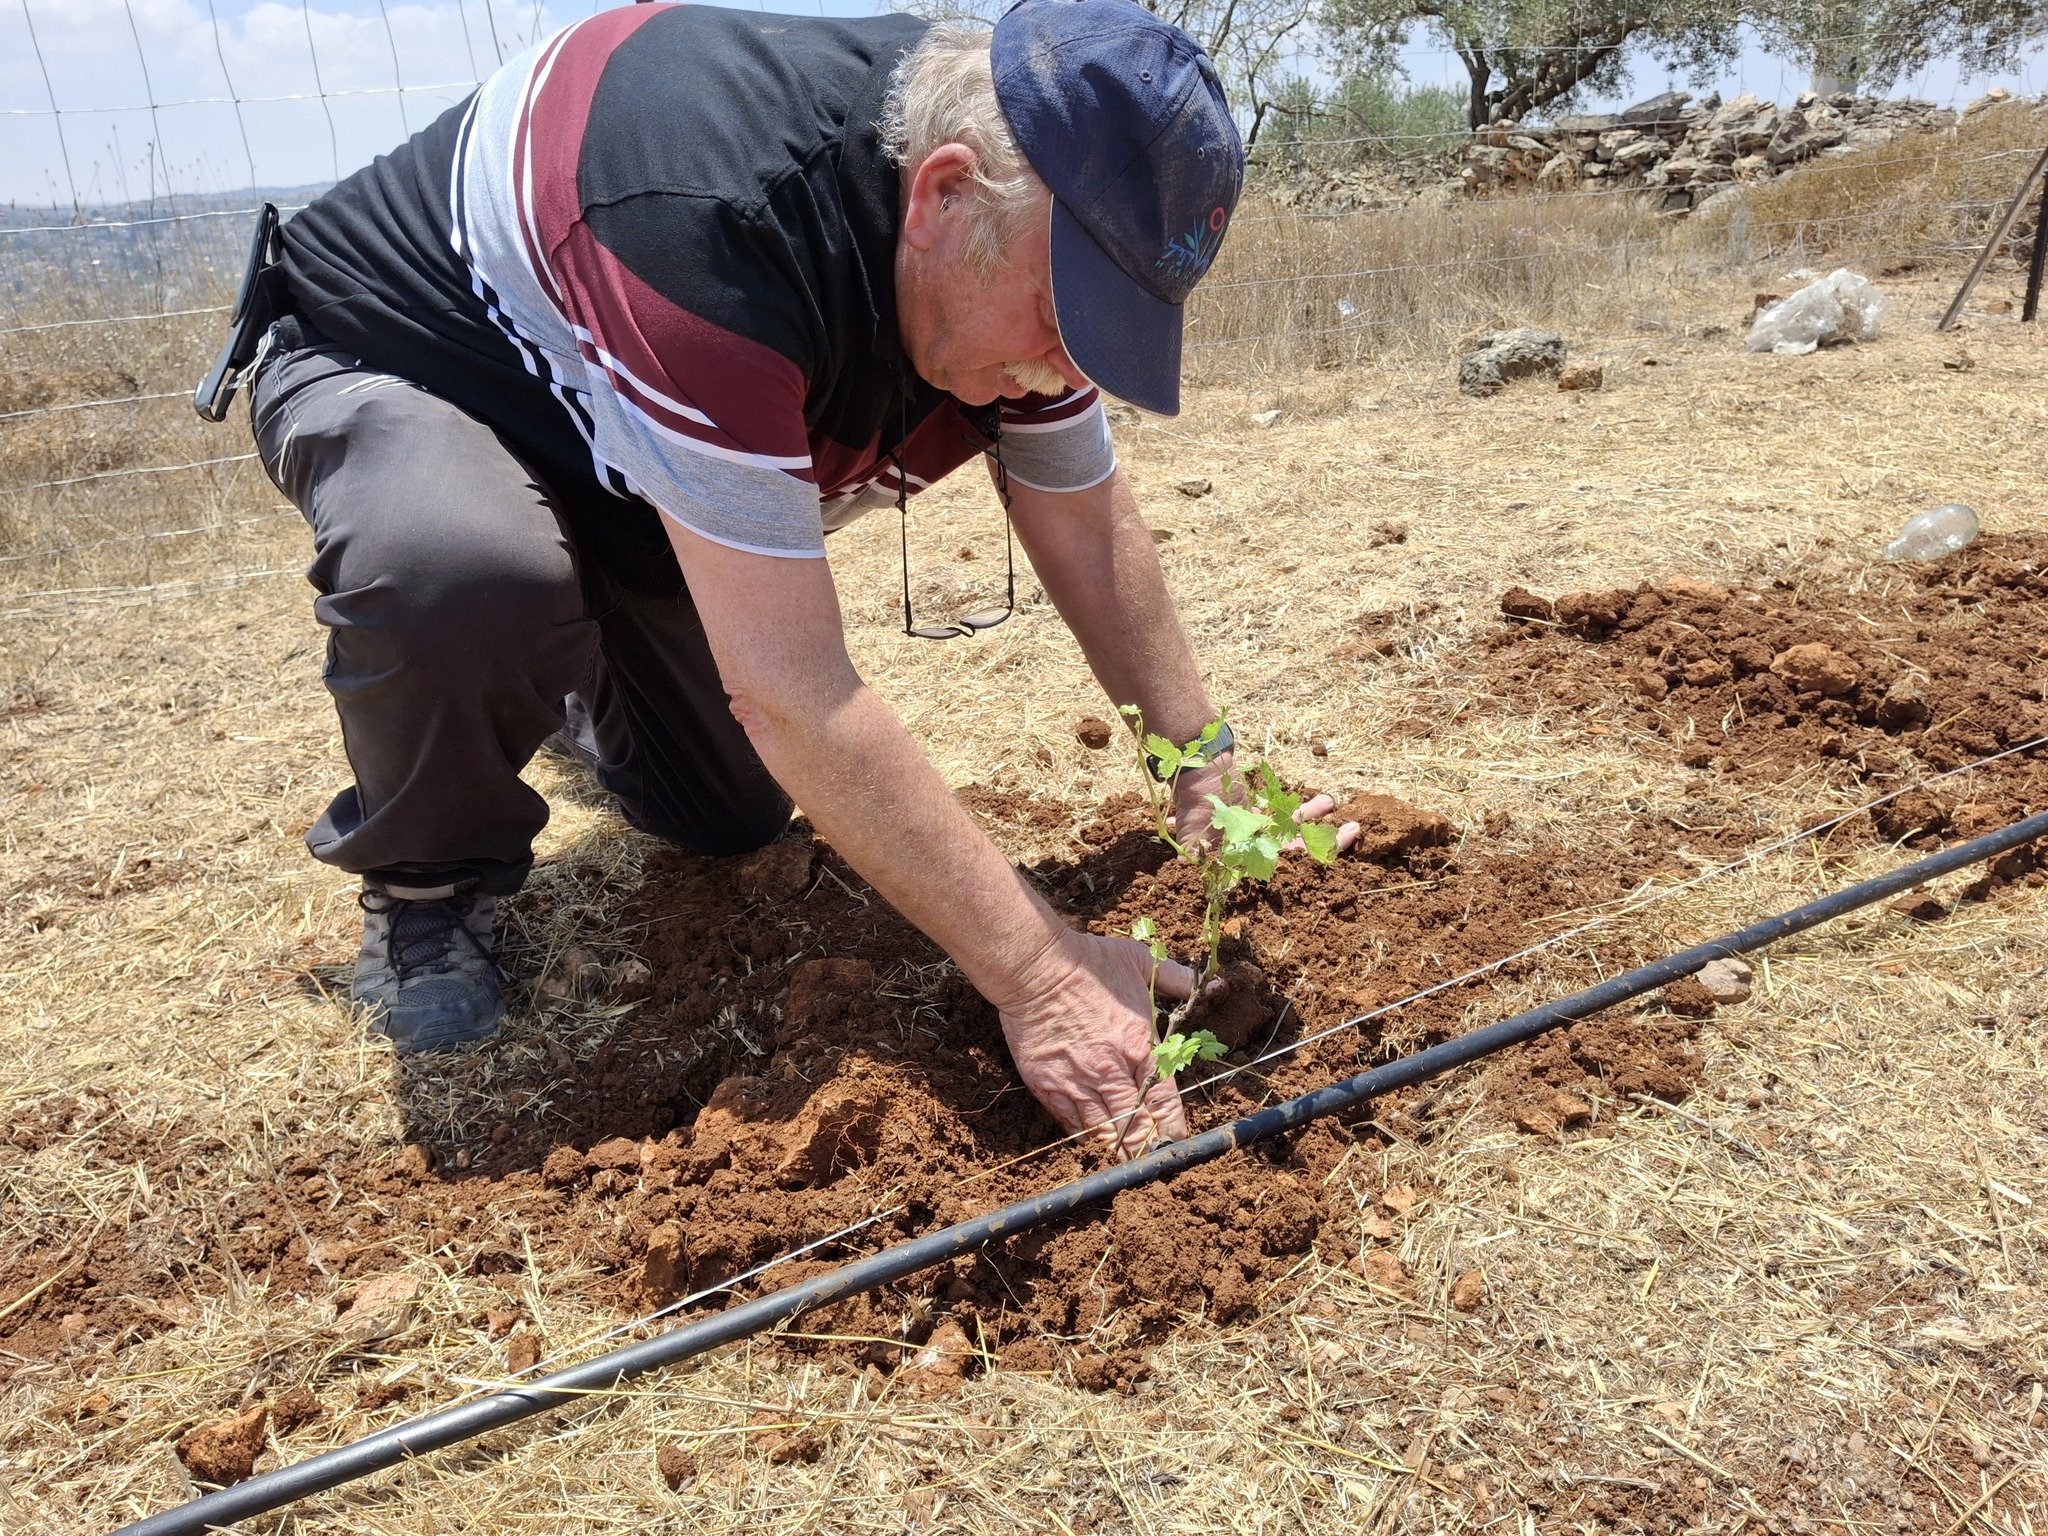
<box><xmin>896</xmin><ymin>145</ymin><xmax>1091</xmax><ymax>406</ymax></box>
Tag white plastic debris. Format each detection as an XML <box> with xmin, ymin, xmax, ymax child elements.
<box><xmin>1745</xmin><ymin>268</ymin><xmax>1888</xmax><ymax>355</ymax></box>
<box><xmin>1884</xmin><ymin>503</ymin><xmax>1980</xmax><ymax>562</ymax></box>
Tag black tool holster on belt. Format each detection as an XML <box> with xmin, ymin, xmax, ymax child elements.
<box><xmin>193</xmin><ymin>202</ymin><xmax>288</xmax><ymax>423</ymax></box>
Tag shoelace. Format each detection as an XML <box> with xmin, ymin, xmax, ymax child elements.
<box><xmin>365</xmin><ymin>894</ymin><xmax>483</xmax><ymax>975</ymax></box>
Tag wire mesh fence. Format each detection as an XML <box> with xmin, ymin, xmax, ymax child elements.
<box><xmin>2</xmin><ymin>0</ymin><xmax>2045</xmax><ymax>620</ymax></box>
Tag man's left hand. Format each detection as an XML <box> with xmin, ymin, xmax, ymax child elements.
<box><xmin>1169</xmin><ymin>757</ymin><xmax>1361</xmax><ymax>855</ymax></box>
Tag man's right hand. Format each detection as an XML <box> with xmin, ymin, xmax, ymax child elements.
<box><xmin>998</xmin><ymin>929</ymin><xmax>1198</xmax><ymax>1161</ymax></box>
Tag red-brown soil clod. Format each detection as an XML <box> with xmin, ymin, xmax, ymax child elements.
<box><xmin>175</xmin><ymin>1401</ymin><xmax>268</xmax><ymax>1486</ymax></box>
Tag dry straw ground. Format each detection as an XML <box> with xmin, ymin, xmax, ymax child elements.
<box><xmin>2</xmin><ymin>114</ymin><xmax>2046</xmax><ymax>1534</ymax></box>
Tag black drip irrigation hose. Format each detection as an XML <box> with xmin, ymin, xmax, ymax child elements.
<box><xmin>112</xmin><ymin>808</ymin><xmax>2048</xmax><ymax>1536</ymax></box>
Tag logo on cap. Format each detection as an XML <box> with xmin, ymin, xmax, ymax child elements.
<box><xmin>1156</xmin><ymin>205</ymin><xmax>1230</xmax><ymax>283</ymax></box>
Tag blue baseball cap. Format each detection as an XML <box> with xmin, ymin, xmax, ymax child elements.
<box><xmin>991</xmin><ymin>0</ymin><xmax>1243</xmax><ymax>416</ymax></box>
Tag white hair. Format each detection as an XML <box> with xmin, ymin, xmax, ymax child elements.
<box><xmin>879</xmin><ymin>23</ymin><xmax>1050</xmax><ymax>275</ymax></box>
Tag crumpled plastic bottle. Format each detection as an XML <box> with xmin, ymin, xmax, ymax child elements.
<box><xmin>1883</xmin><ymin>503</ymin><xmax>1979</xmax><ymax>562</ymax></box>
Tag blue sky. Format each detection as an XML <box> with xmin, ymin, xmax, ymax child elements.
<box><xmin>1</xmin><ymin>0</ymin><xmax>2041</xmax><ymax>207</ymax></box>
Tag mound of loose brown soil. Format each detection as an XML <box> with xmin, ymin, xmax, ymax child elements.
<box><xmin>34</xmin><ymin>546</ymin><xmax>2035</xmax><ymax>1396</ymax></box>
<box><xmin>1483</xmin><ymin>534</ymin><xmax>2048</xmax><ymax>875</ymax></box>
<box><xmin>0</xmin><ymin>794</ymin><xmax>1701</xmax><ymax>1394</ymax></box>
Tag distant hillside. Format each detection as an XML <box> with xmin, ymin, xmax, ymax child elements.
<box><xmin>1</xmin><ymin>186</ymin><xmax>329</xmax><ymax>314</ymax></box>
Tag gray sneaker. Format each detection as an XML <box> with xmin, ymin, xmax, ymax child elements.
<box><xmin>352</xmin><ymin>888</ymin><xmax>505</xmax><ymax>1053</ymax></box>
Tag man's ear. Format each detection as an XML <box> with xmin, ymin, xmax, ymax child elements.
<box><xmin>901</xmin><ymin>143</ymin><xmax>979</xmax><ymax>253</ymax></box>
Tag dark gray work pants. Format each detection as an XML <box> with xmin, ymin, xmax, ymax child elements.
<box><xmin>250</xmin><ymin>336</ymin><xmax>791</xmax><ymax>897</ymax></box>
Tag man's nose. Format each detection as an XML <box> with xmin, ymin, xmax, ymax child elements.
<box><xmin>1050</xmin><ymin>343</ymin><xmax>1089</xmax><ymax>392</ymax></box>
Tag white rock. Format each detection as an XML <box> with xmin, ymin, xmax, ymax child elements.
<box><xmin>1697</xmin><ymin>957</ymin><xmax>1753</xmax><ymax>1003</ymax></box>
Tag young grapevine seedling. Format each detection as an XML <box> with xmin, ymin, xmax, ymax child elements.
<box><xmin>1119</xmin><ymin>708</ymin><xmax>1340</xmax><ymax>1081</ymax></box>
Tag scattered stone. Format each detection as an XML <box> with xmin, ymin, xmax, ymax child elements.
<box><xmin>1875</xmin><ymin>674</ymin><xmax>1931</xmax><ymax>728</ymax></box>
<box><xmin>1176</xmin><ymin>477</ymin><xmax>1212</xmax><ymax>497</ymax></box>
<box><xmin>1249</xmin><ymin>409</ymin><xmax>1283</xmax><ymax>428</ymax></box>
<box><xmin>902</xmin><ymin>1317</ymin><xmax>978</xmax><ymax>1395</ymax></box>
<box><xmin>1459</xmin><ymin>328</ymin><xmax>1567</xmax><ymax>397</ymax></box>
<box><xmin>1499</xmin><ymin>587</ymin><xmax>1555</xmax><ymax>621</ymax></box>
<box><xmin>1358</xmin><ymin>1251</ymin><xmax>1412</xmax><ymax>1291</ymax></box>
<box><xmin>1449</xmin><ymin>1270</ymin><xmax>1488</xmax><ymax>1311</ymax></box>
<box><xmin>734</xmin><ymin>837</ymin><xmax>815</xmax><ymax>902</ymax></box>
<box><xmin>1554</xmin><ymin>588</ymin><xmax>1633</xmax><ymax>634</ymax></box>
<box><xmin>1889</xmin><ymin>893</ymin><xmax>1948</xmax><ymax>923</ymax></box>
<box><xmin>1075</xmin><ymin>716</ymin><xmax>1114</xmax><ymax>750</ymax></box>
<box><xmin>1770</xmin><ymin>642</ymin><xmax>1859</xmax><ymax>696</ymax></box>
<box><xmin>656</xmin><ymin>1443</ymin><xmax>695</xmax><ymax>1491</ymax></box>
<box><xmin>1367</xmin><ymin>518</ymin><xmax>1410</xmax><ymax>547</ymax></box>
<box><xmin>1664</xmin><ymin>978</ymin><xmax>1718</xmax><ymax>1018</ymax></box>
<box><xmin>1337</xmin><ymin>794</ymin><xmax>1457</xmax><ymax>864</ymax></box>
<box><xmin>539</xmin><ymin>946</ymin><xmax>607</xmax><ymax>1004</ymax></box>
<box><xmin>506</xmin><ymin>1332</ymin><xmax>542</xmax><ymax>1374</ymax></box>
<box><xmin>484</xmin><ymin>1307</ymin><xmax>519</xmax><ymax>1340</ymax></box>
<box><xmin>610</xmin><ymin>956</ymin><xmax>654</xmax><ymax>1001</ymax></box>
<box><xmin>638</xmin><ymin>1221</ymin><xmax>687</xmax><ymax>1300</ymax></box>
<box><xmin>346</xmin><ymin>1272</ymin><xmax>422</xmax><ymax>1315</ymax></box>
<box><xmin>397</xmin><ymin>1142</ymin><xmax>437</xmax><ymax>1179</ymax></box>
<box><xmin>1696</xmin><ymin>958</ymin><xmax>1753</xmax><ymax>1003</ymax></box>
<box><xmin>1513</xmin><ymin>1092</ymin><xmax>1592</xmax><ymax>1138</ymax></box>
<box><xmin>1380</xmin><ymin>1183</ymin><xmax>1421</xmax><ymax>1214</ymax></box>
<box><xmin>1360</xmin><ymin>1211</ymin><xmax>1397</xmax><ymax>1241</ymax></box>
<box><xmin>176</xmin><ymin>1402</ymin><xmax>269</xmax><ymax>1486</ymax></box>
<box><xmin>1873</xmin><ymin>789</ymin><xmax>1949</xmax><ymax>841</ymax></box>
<box><xmin>541</xmin><ymin>1145</ymin><xmax>590</xmax><ymax>1187</ymax></box>
<box><xmin>748</xmin><ymin>1411</ymin><xmax>827</xmax><ymax>1464</ymax></box>
<box><xmin>587</xmin><ymin>1135</ymin><xmax>642</xmax><ymax>1173</ymax></box>
<box><xmin>1271</xmin><ymin>90</ymin><xmax>1957</xmax><ymax>217</ymax></box>
<box><xmin>1663</xmin><ymin>577</ymin><xmax>1730</xmax><ymax>603</ymax></box>
<box><xmin>333</xmin><ymin>1272</ymin><xmax>421</xmax><ymax>1345</ymax></box>
<box><xmin>1557</xmin><ymin>361</ymin><xmax>1604</xmax><ymax>391</ymax></box>
<box><xmin>270</xmin><ymin>1387</ymin><xmax>322</xmax><ymax>1436</ymax></box>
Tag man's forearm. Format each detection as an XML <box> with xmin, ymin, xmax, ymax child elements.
<box><xmin>1005</xmin><ymin>467</ymin><xmax>1217</xmax><ymax>744</ymax></box>
<box><xmin>727</xmin><ymin>671</ymin><xmax>1075</xmax><ymax>1009</ymax></box>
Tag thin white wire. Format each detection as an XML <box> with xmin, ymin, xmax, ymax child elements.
<box><xmin>0</xmin><ymin>305</ymin><xmax>229</xmax><ymax>335</ymax></box>
<box><xmin>1200</xmin><ymin>729</ymin><xmax>2048</xmax><ymax>1100</ymax></box>
<box><xmin>0</xmin><ymin>205</ymin><xmax>308</xmax><ymax>238</ymax></box>
<box><xmin>301</xmin><ymin>0</ymin><xmax>341</xmax><ymax>184</ymax></box>
<box><xmin>422</xmin><ymin>728</ymin><xmax>2048</xmax><ymax>1378</ymax></box>
<box><xmin>0</xmin><ymin>82</ymin><xmax>481</xmax><ymax>120</ymax></box>
<box><xmin>0</xmin><ymin>454</ymin><xmax>258</xmax><ymax>497</ymax></box>
<box><xmin>0</xmin><ymin>509</ymin><xmax>298</xmax><ymax>565</ymax></box>
<box><xmin>0</xmin><ymin>565</ymin><xmax>299</xmax><ymax>619</ymax></box>
<box><xmin>439</xmin><ymin>1209</ymin><xmax>903</xmax><ymax>1404</ymax></box>
<box><xmin>206</xmin><ymin>0</ymin><xmax>258</xmax><ymax>191</ymax></box>
<box><xmin>17</xmin><ymin>0</ymin><xmax>79</xmax><ymax>217</ymax></box>
<box><xmin>0</xmin><ymin>389</ymin><xmax>186</xmax><ymax>423</ymax></box>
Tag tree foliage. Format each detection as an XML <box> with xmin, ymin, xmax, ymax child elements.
<box><xmin>909</xmin><ymin>0</ymin><xmax>1323</xmax><ymax>145</ymax></box>
<box><xmin>1322</xmin><ymin>0</ymin><xmax>1745</xmax><ymax>127</ymax></box>
<box><xmin>1752</xmin><ymin>0</ymin><xmax>2048</xmax><ymax>94</ymax></box>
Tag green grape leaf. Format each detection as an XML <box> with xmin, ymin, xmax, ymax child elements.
<box><xmin>1187</xmin><ymin>1029</ymin><xmax>1227</xmax><ymax>1062</ymax></box>
<box><xmin>1208</xmin><ymin>798</ymin><xmax>1272</xmax><ymax>848</ymax></box>
<box><xmin>1232</xmin><ymin>835</ymin><xmax>1281</xmax><ymax>882</ymax></box>
<box><xmin>1129</xmin><ymin>916</ymin><xmax>1157</xmax><ymax>942</ymax></box>
<box><xmin>1152</xmin><ymin>1032</ymin><xmax>1201</xmax><ymax>1077</ymax></box>
<box><xmin>1144</xmin><ymin>733</ymin><xmax>1185</xmax><ymax>777</ymax></box>
<box><xmin>1297</xmin><ymin>820</ymin><xmax>1340</xmax><ymax>864</ymax></box>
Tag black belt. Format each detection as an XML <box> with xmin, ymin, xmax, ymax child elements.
<box><xmin>193</xmin><ymin>202</ymin><xmax>290</xmax><ymax>423</ymax></box>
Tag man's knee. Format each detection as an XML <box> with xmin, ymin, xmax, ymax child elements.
<box><xmin>620</xmin><ymin>780</ymin><xmax>793</xmax><ymax>858</ymax></box>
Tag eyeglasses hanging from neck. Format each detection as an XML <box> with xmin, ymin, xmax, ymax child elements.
<box><xmin>896</xmin><ymin>417</ymin><xmax>1017</xmax><ymax>642</ymax></box>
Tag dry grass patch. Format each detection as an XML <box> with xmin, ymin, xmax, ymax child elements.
<box><xmin>4</xmin><ymin>244</ymin><xmax>2048</xmax><ymax>1533</ymax></box>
